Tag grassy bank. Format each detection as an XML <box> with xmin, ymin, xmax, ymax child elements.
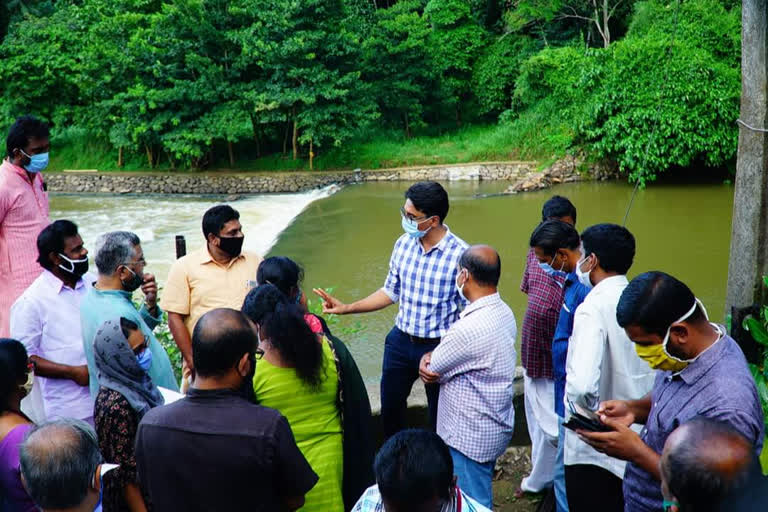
<box><xmin>47</xmin><ymin>121</ymin><xmax>563</xmax><ymax>173</ymax></box>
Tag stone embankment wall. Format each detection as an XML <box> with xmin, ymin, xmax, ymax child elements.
<box><xmin>44</xmin><ymin>160</ymin><xmax>606</xmax><ymax>195</ymax></box>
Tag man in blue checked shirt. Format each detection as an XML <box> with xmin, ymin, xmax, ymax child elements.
<box><xmin>314</xmin><ymin>181</ymin><xmax>468</xmax><ymax>437</ymax></box>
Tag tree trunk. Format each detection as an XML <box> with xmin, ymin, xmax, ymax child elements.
<box><xmin>455</xmin><ymin>102</ymin><xmax>462</xmax><ymax>127</ymax></box>
<box><xmin>283</xmin><ymin>118</ymin><xmax>290</xmax><ymax>156</ymax></box>
<box><xmin>292</xmin><ymin>108</ymin><xmax>298</xmax><ymax>161</ymax></box>
<box><xmin>117</xmin><ymin>147</ymin><xmax>123</xmax><ymax>168</ymax></box>
<box><xmin>227</xmin><ymin>140</ymin><xmax>235</xmax><ymax>167</ymax></box>
<box><xmin>404</xmin><ymin>112</ymin><xmax>411</xmax><ymax>139</ymax></box>
<box><xmin>309</xmin><ymin>138</ymin><xmax>314</xmax><ymax>170</ymax></box>
<box><xmin>249</xmin><ymin>113</ymin><xmax>262</xmax><ymax>157</ymax></box>
<box><xmin>602</xmin><ymin>0</ymin><xmax>610</xmax><ymax>47</ymax></box>
<box><xmin>726</xmin><ymin>0</ymin><xmax>768</xmax><ymax>317</ymax></box>
<box><xmin>145</xmin><ymin>144</ymin><xmax>153</xmax><ymax>169</ymax></box>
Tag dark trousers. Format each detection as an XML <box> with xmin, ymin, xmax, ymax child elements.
<box><xmin>381</xmin><ymin>326</ymin><xmax>440</xmax><ymax>438</ymax></box>
<box><xmin>565</xmin><ymin>464</ymin><xmax>624</xmax><ymax>512</ymax></box>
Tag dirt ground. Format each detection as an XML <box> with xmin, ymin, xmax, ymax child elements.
<box><xmin>492</xmin><ymin>446</ymin><xmax>545</xmax><ymax>512</ymax></box>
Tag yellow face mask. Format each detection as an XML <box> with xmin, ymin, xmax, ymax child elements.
<box><xmin>634</xmin><ymin>343</ymin><xmax>688</xmax><ymax>372</ymax></box>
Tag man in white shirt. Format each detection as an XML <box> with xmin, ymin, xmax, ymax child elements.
<box><xmin>564</xmin><ymin>224</ymin><xmax>655</xmax><ymax>511</ymax></box>
<box><xmin>11</xmin><ymin>220</ymin><xmax>94</xmax><ymax>424</ymax></box>
<box><xmin>419</xmin><ymin>245</ymin><xmax>517</xmax><ymax>508</ymax></box>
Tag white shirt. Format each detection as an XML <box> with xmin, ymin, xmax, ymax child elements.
<box><xmin>10</xmin><ymin>270</ymin><xmax>95</xmax><ymax>422</ymax></box>
<box><xmin>430</xmin><ymin>293</ymin><xmax>517</xmax><ymax>463</ymax></box>
<box><xmin>564</xmin><ymin>275</ymin><xmax>656</xmax><ymax>478</ymax></box>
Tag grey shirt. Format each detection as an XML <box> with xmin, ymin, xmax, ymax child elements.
<box><xmin>623</xmin><ymin>334</ymin><xmax>765</xmax><ymax>511</ymax></box>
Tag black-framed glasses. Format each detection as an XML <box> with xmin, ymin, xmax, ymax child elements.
<box><xmin>254</xmin><ymin>347</ymin><xmax>265</xmax><ymax>360</ymax></box>
<box><xmin>133</xmin><ymin>335</ymin><xmax>149</xmax><ymax>355</ymax></box>
<box><xmin>399</xmin><ymin>206</ymin><xmax>430</xmax><ymax>222</ymax></box>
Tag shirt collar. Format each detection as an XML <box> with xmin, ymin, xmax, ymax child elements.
<box><xmin>187</xmin><ymin>387</ymin><xmax>244</xmax><ymax>400</ymax></box>
<box><xmin>92</xmin><ymin>286</ymin><xmax>133</xmax><ymax>301</ymax></box>
<box><xmin>591</xmin><ymin>274</ymin><xmax>628</xmax><ymax>292</ymax></box>
<box><xmin>414</xmin><ymin>225</ymin><xmax>455</xmax><ymax>255</ymax></box>
<box><xmin>41</xmin><ymin>269</ymin><xmax>86</xmax><ymax>293</ymax></box>
<box><xmin>195</xmin><ymin>246</ymin><xmax>244</xmax><ymax>268</ymax></box>
<box><xmin>460</xmin><ymin>292</ymin><xmax>501</xmax><ymax>318</ymax></box>
<box><xmin>676</xmin><ymin>328</ymin><xmax>729</xmax><ymax>385</ymax></box>
<box><xmin>1</xmin><ymin>158</ymin><xmax>37</xmax><ymax>183</ymax></box>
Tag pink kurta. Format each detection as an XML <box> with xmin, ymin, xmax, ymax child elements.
<box><xmin>0</xmin><ymin>159</ymin><xmax>49</xmax><ymax>337</ymax></box>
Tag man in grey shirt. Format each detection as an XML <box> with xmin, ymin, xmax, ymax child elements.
<box><xmin>577</xmin><ymin>271</ymin><xmax>764</xmax><ymax>512</ymax></box>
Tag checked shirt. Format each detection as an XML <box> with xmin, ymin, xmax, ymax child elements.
<box><xmin>381</xmin><ymin>227</ymin><xmax>468</xmax><ymax>338</ymax></box>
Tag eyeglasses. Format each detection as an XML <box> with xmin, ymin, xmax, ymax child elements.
<box><xmin>123</xmin><ymin>257</ymin><xmax>147</xmax><ymax>267</ymax></box>
<box><xmin>399</xmin><ymin>207</ymin><xmax>431</xmax><ymax>223</ymax></box>
<box><xmin>254</xmin><ymin>347</ymin><xmax>265</xmax><ymax>360</ymax></box>
<box><xmin>133</xmin><ymin>335</ymin><xmax>149</xmax><ymax>355</ymax></box>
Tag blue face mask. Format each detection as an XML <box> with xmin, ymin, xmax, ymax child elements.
<box><xmin>136</xmin><ymin>348</ymin><xmax>152</xmax><ymax>372</ymax></box>
<box><xmin>538</xmin><ymin>255</ymin><xmax>567</xmax><ymax>280</ymax></box>
<box><xmin>20</xmin><ymin>150</ymin><xmax>49</xmax><ymax>173</ymax></box>
<box><xmin>401</xmin><ymin>215</ymin><xmax>432</xmax><ymax>239</ymax></box>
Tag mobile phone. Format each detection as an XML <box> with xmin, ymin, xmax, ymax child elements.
<box><xmin>563</xmin><ymin>399</ymin><xmax>612</xmax><ymax>433</ymax></box>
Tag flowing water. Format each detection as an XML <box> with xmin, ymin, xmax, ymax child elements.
<box><xmin>50</xmin><ymin>180</ymin><xmax>735</xmax><ymax>385</ymax></box>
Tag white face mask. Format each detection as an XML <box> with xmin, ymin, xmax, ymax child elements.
<box><xmin>455</xmin><ymin>269</ymin><xmax>467</xmax><ymax>301</ymax></box>
<box><xmin>575</xmin><ymin>252</ymin><xmax>594</xmax><ymax>289</ymax></box>
<box><xmin>662</xmin><ymin>298</ymin><xmax>715</xmax><ymax>363</ymax></box>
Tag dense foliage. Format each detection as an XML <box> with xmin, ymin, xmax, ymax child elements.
<box><xmin>0</xmin><ymin>0</ymin><xmax>741</xmax><ymax>180</ymax></box>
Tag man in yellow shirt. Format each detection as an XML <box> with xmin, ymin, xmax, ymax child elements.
<box><xmin>162</xmin><ymin>205</ymin><xmax>262</xmax><ymax>389</ymax></box>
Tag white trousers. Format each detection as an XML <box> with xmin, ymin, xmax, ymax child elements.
<box><xmin>521</xmin><ymin>372</ymin><xmax>559</xmax><ymax>492</ymax></box>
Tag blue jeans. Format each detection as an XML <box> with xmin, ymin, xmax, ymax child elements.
<box><xmin>449</xmin><ymin>447</ymin><xmax>495</xmax><ymax>509</ymax></box>
<box><xmin>554</xmin><ymin>416</ymin><xmax>569</xmax><ymax>512</ymax></box>
<box><xmin>381</xmin><ymin>326</ymin><xmax>440</xmax><ymax>437</ymax></box>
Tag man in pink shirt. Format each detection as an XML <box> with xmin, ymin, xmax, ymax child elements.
<box><xmin>0</xmin><ymin>115</ymin><xmax>51</xmax><ymax>337</ymax></box>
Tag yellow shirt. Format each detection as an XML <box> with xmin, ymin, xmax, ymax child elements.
<box><xmin>160</xmin><ymin>246</ymin><xmax>262</xmax><ymax>334</ymax></box>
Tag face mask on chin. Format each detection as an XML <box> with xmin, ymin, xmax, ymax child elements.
<box><xmin>121</xmin><ymin>266</ymin><xmax>144</xmax><ymax>292</ymax></box>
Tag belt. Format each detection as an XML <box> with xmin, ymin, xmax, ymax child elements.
<box><xmin>409</xmin><ymin>334</ymin><xmax>441</xmax><ymax>344</ymax></box>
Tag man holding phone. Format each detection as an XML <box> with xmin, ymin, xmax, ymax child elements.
<box><xmin>563</xmin><ymin>224</ymin><xmax>655</xmax><ymax>511</ymax></box>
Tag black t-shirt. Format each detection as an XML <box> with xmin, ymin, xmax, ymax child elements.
<box><xmin>135</xmin><ymin>388</ymin><xmax>318</xmax><ymax>511</ymax></box>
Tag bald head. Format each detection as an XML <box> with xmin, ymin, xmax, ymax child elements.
<box><xmin>459</xmin><ymin>245</ymin><xmax>501</xmax><ymax>288</ymax></box>
<box><xmin>20</xmin><ymin>419</ymin><xmax>102</xmax><ymax>510</ymax></box>
<box><xmin>192</xmin><ymin>308</ymin><xmax>257</xmax><ymax>378</ymax></box>
<box><xmin>661</xmin><ymin>418</ymin><xmax>759</xmax><ymax>511</ymax></box>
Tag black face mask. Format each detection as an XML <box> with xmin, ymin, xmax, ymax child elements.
<box><xmin>58</xmin><ymin>253</ymin><xmax>89</xmax><ymax>278</ymax></box>
<box><xmin>121</xmin><ymin>266</ymin><xmax>144</xmax><ymax>292</ymax></box>
<box><xmin>218</xmin><ymin>236</ymin><xmax>244</xmax><ymax>258</ymax></box>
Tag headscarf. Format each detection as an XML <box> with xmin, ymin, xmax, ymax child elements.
<box><xmin>93</xmin><ymin>319</ymin><xmax>163</xmax><ymax>418</ymax></box>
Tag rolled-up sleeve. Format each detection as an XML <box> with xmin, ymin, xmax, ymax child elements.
<box><xmin>381</xmin><ymin>245</ymin><xmax>401</xmax><ymax>303</ymax></box>
<box><xmin>160</xmin><ymin>259</ymin><xmax>191</xmax><ymax>315</ymax></box>
<box><xmin>565</xmin><ymin>303</ymin><xmax>605</xmax><ymax>411</ymax></box>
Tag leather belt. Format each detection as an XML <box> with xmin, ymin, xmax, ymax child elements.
<box><xmin>409</xmin><ymin>335</ymin><xmax>440</xmax><ymax>344</ymax></box>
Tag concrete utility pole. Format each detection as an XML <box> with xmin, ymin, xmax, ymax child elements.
<box><xmin>726</xmin><ymin>0</ymin><xmax>768</xmax><ymax>359</ymax></box>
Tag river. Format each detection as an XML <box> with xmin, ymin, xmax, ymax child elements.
<box><xmin>50</xmin><ymin>179</ymin><xmax>734</xmax><ymax>385</ymax></box>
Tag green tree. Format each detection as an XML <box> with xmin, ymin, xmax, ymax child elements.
<box><xmin>424</xmin><ymin>0</ymin><xmax>487</xmax><ymax>125</ymax></box>
<box><xmin>362</xmin><ymin>0</ymin><xmax>434</xmax><ymax>138</ymax></box>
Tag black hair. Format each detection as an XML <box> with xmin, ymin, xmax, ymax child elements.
<box><xmin>617</xmin><ymin>271</ymin><xmax>705</xmax><ymax>337</ymax></box>
<box><xmin>581</xmin><ymin>223</ymin><xmax>635</xmax><ymax>275</ymax></box>
<box><xmin>529</xmin><ymin>220</ymin><xmax>580</xmax><ymax>256</ymax></box>
<box><xmin>119</xmin><ymin>317</ymin><xmax>139</xmax><ymax>340</ymax></box>
<box><xmin>663</xmin><ymin>417</ymin><xmax>759</xmax><ymax>511</ymax></box>
<box><xmin>0</xmin><ymin>339</ymin><xmax>29</xmax><ymax>414</ymax></box>
<box><xmin>202</xmin><ymin>205</ymin><xmax>240</xmax><ymax>239</ymax></box>
<box><xmin>542</xmin><ymin>195</ymin><xmax>576</xmax><ymax>223</ymax></box>
<box><xmin>256</xmin><ymin>256</ymin><xmax>303</xmax><ymax>300</ymax></box>
<box><xmin>375</xmin><ymin>429</ymin><xmax>454</xmax><ymax>507</ymax></box>
<box><xmin>192</xmin><ymin>308</ymin><xmax>257</xmax><ymax>378</ymax></box>
<box><xmin>241</xmin><ymin>284</ymin><xmax>325</xmax><ymax>389</ymax></box>
<box><xmin>459</xmin><ymin>247</ymin><xmax>501</xmax><ymax>287</ymax></box>
<box><xmin>404</xmin><ymin>181</ymin><xmax>449</xmax><ymax>224</ymax></box>
<box><xmin>6</xmin><ymin>115</ymin><xmax>50</xmax><ymax>159</ymax></box>
<box><xmin>36</xmin><ymin>220</ymin><xmax>80</xmax><ymax>271</ymax></box>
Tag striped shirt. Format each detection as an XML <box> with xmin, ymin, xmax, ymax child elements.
<box><xmin>0</xmin><ymin>159</ymin><xmax>49</xmax><ymax>337</ymax></box>
<box><xmin>381</xmin><ymin>227</ymin><xmax>468</xmax><ymax>338</ymax></box>
<box><xmin>430</xmin><ymin>293</ymin><xmax>518</xmax><ymax>463</ymax></box>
